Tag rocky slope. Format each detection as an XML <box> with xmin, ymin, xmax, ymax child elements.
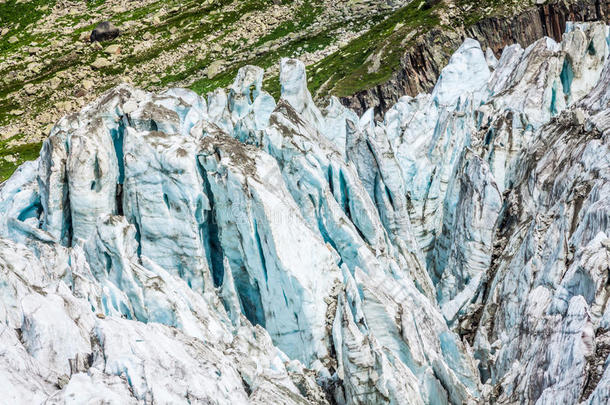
<box><xmin>1</xmin><ymin>19</ymin><xmax>609</xmax><ymax>404</ymax></box>
<box><xmin>1</xmin><ymin>0</ymin><xmax>607</xmax><ymax>182</ymax></box>
<box><xmin>0</xmin><ymin>0</ymin><xmax>410</xmax><ymax>180</ymax></box>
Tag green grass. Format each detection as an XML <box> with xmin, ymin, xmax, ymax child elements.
<box><xmin>458</xmin><ymin>0</ymin><xmax>506</xmax><ymax>26</ymax></box>
<box><xmin>181</xmin><ymin>1</ymin><xmax>442</xmax><ymax>100</ymax></box>
<box><xmin>255</xmin><ymin>1</ymin><xmax>323</xmax><ymax>46</ymax></box>
<box><xmin>0</xmin><ymin>140</ymin><xmax>42</xmax><ymax>182</ymax></box>
<box><xmin>94</xmin><ymin>0</ymin><xmax>250</xmax><ymax>79</ymax></box>
<box><xmin>0</xmin><ymin>0</ymin><xmax>56</xmax><ymax>54</ymax></box>
<box><xmin>0</xmin><ymin>98</ymin><xmax>21</xmax><ymax>126</ymax></box>
<box><xmin>87</xmin><ymin>0</ymin><xmax>106</xmax><ymax>9</ymax></box>
<box><xmin>189</xmin><ymin>28</ymin><xmax>336</xmax><ymax>97</ymax></box>
<box><xmin>291</xmin><ymin>0</ymin><xmax>517</xmax><ymax>99</ymax></box>
<box><xmin>305</xmin><ymin>1</ymin><xmax>441</xmax><ymax>98</ymax></box>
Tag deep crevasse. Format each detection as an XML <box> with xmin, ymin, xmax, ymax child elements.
<box><xmin>1</xmin><ymin>21</ymin><xmax>610</xmax><ymax>405</ymax></box>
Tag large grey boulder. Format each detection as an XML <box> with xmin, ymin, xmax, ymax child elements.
<box><xmin>90</xmin><ymin>21</ymin><xmax>120</xmax><ymax>43</ymax></box>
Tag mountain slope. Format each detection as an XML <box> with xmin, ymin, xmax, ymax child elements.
<box><xmin>2</xmin><ymin>0</ymin><xmax>607</xmax><ymax>181</ymax></box>
<box><xmin>0</xmin><ymin>0</ymin><xmax>408</xmax><ymax>180</ymax></box>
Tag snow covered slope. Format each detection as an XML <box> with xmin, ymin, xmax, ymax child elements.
<box><xmin>1</xmin><ymin>21</ymin><xmax>609</xmax><ymax>404</ymax></box>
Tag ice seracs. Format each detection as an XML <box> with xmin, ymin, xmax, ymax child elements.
<box><xmin>1</xmin><ymin>21</ymin><xmax>609</xmax><ymax>404</ymax></box>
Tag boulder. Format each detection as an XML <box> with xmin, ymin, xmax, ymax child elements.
<box><xmin>206</xmin><ymin>60</ymin><xmax>225</xmax><ymax>79</ymax></box>
<box><xmin>90</xmin><ymin>21</ymin><xmax>120</xmax><ymax>43</ymax></box>
<box><xmin>90</xmin><ymin>57</ymin><xmax>112</xmax><ymax>70</ymax></box>
<box><xmin>104</xmin><ymin>44</ymin><xmax>121</xmax><ymax>55</ymax></box>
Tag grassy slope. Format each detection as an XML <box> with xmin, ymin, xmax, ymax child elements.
<box><xmin>0</xmin><ymin>138</ymin><xmax>42</xmax><ymax>180</ymax></box>
<box><xmin>305</xmin><ymin>1</ymin><xmax>441</xmax><ymax>98</ymax></box>
<box><xmin>188</xmin><ymin>0</ymin><xmax>519</xmax><ymax>99</ymax></box>
<box><xmin>302</xmin><ymin>0</ymin><xmax>524</xmax><ymax>98</ymax></box>
<box><xmin>0</xmin><ymin>0</ymin><xmax>531</xmax><ymax>181</ymax></box>
<box><xmin>188</xmin><ymin>0</ymin><xmax>332</xmax><ymax>98</ymax></box>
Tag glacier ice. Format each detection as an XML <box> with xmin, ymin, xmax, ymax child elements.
<box><xmin>0</xmin><ymin>21</ymin><xmax>609</xmax><ymax>404</ymax></box>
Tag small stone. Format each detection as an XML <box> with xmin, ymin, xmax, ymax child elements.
<box><xmin>104</xmin><ymin>44</ymin><xmax>121</xmax><ymax>55</ymax></box>
<box><xmin>23</xmin><ymin>84</ymin><xmax>36</xmax><ymax>96</ymax></box>
<box><xmin>49</xmin><ymin>76</ymin><xmax>61</xmax><ymax>90</ymax></box>
<box><xmin>82</xmin><ymin>79</ymin><xmax>94</xmax><ymax>90</ymax></box>
<box><xmin>55</xmin><ymin>101</ymin><xmax>72</xmax><ymax>111</ymax></box>
<box><xmin>8</xmin><ymin>35</ymin><xmax>18</xmax><ymax>44</ymax></box>
<box><xmin>90</xmin><ymin>57</ymin><xmax>112</xmax><ymax>70</ymax></box>
<box><xmin>206</xmin><ymin>60</ymin><xmax>225</xmax><ymax>79</ymax></box>
<box><xmin>57</xmin><ymin>374</ymin><xmax>70</xmax><ymax>388</ymax></box>
<box><xmin>27</xmin><ymin>63</ymin><xmax>42</xmax><ymax>74</ymax></box>
<box><xmin>3</xmin><ymin>154</ymin><xmax>17</xmax><ymax>164</ymax></box>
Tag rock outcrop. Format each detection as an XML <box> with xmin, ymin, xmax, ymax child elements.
<box><xmin>1</xmin><ymin>21</ymin><xmax>610</xmax><ymax>405</ymax></box>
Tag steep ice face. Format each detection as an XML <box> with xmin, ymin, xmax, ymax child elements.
<box><xmin>379</xmin><ymin>39</ymin><xmax>493</xmax><ymax>272</ymax></box>
<box><xmin>322</xmin><ymin>96</ymin><xmax>360</xmax><ymax>157</ymax></box>
<box><xmin>121</xmin><ymin>125</ymin><xmax>212</xmax><ymax>292</ymax></box>
<box><xmin>0</xmin><ymin>160</ymin><xmax>41</xmax><ymax>240</ymax></box>
<box><xmin>198</xmin><ymin>133</ymin><xmax>342</xmax><ymax>364</ymax></box>
<box><xmin>563</xmin><ymin>22</ymin><xmax>610</xmax><ymax>104</ymax></box>
<box><xmin>431</xmin><ymin>38</ymin><xmax>490</xmax><ymax>107</ymax></box>
<box><xmin>433</xmin><ymin>154</ymin><xmax>502</xmax><ymax>324</ymax></box>
<box><xmin>228</xmin><ymin>65</ymin><xmax>277</xmax><ymax>144</ymax></box>
<box><xmin>1</xmin><ymin>21</ymin><xmax>610</xmax><ymax>405</ymax></box>
<box><xmin>279</xmin><ymin>58</ymin><xmax>326</xmax><ymax>134</ymax></box>
<box><xmin>472</xmin><ymin>101</ymin><xmax>610</xmax><ymax>403</ymax></box>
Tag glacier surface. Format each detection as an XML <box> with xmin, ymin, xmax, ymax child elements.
<box><xmin>0</xmin><ymin>21</ymin><xmax>610</xmax><ymax>404</ymax></box>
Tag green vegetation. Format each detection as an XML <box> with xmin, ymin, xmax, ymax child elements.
<box><xmin>255</xmin><ymin>1</ymin><xmax>324</xmax><ymax>46</ymax></box>
<box><xmin>0</xmin><ymin>0</ymin><xmax>56</xmax><ymax>53</ymax></box>
<box><xmin>458</xmin><ymin>0</ymin><xmax>518</xmax><ymax>26</ymax></box>
<box><xmin>288</xmin><ymin>0</ymin><xmax>519</xmax><ymax>99</ymax></box>
<box><xmin>188</xmin><ymin>7</ymin><xmax>354</xmax><ymax>98</ymax></box>
<box><xmin>0</xmin><ymin>139</ymin><xmax>42</xmax><ymax>181</ymax></box>
<box><xmin>86</xmin><ymin>0</ymin><xmax>107</xmax><ymax>10</ymax></box>
<box><xmin>190</xmin><ymin>28</ymin><xmax>337</xmax><ymax>97</ymax></box>
<box><xmin>305</xmin><ymin>1</ymin><xmax>441</xmax><ymax>98</ymax></box>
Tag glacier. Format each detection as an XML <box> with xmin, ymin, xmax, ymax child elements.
<box><xmin>1</xmin><ymin>21</ymin><xmax>610</xmax><ymax>404</ymax></box>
